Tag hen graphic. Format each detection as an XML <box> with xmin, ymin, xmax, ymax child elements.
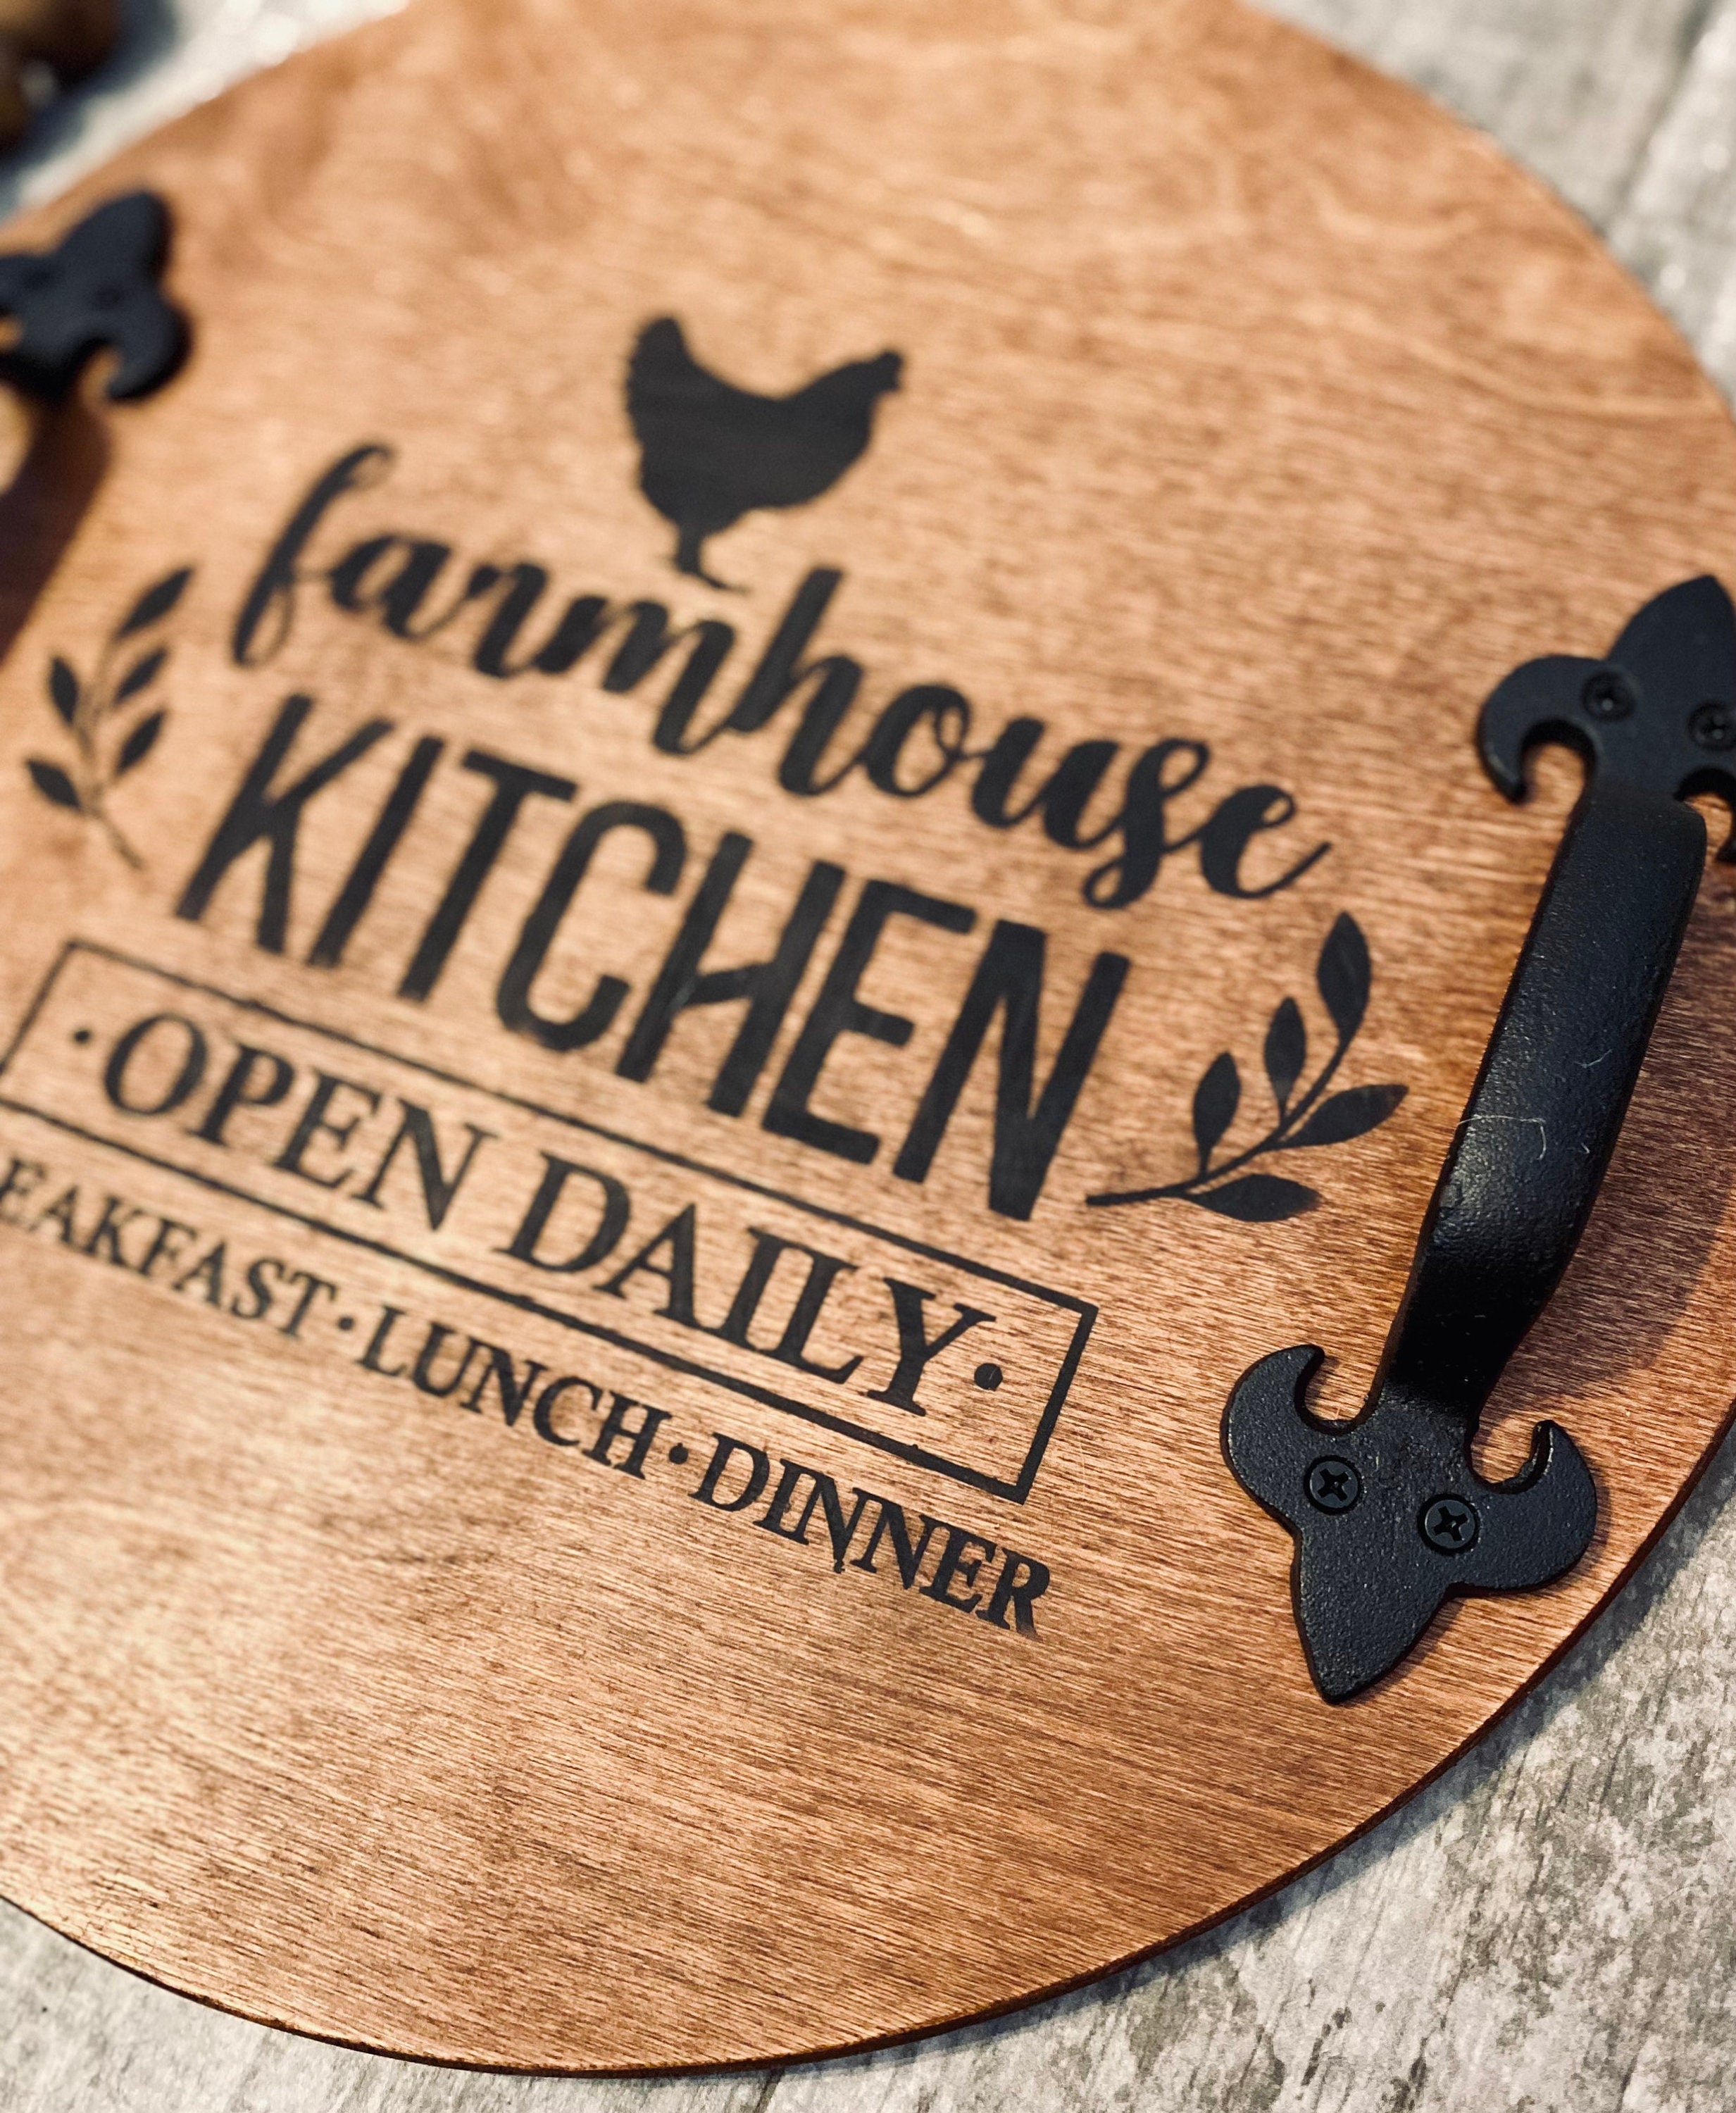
<box><xmin>626</xmin><ymin>317</ymin><xmax>902</xmax><ymax>589</ymax></box>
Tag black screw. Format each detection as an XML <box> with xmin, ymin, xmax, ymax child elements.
<box><xmin>1690</xmin><ymin>700</ymin><xmax>1736</xmax><ymax>752</ymax></box>
<box><xmin>1306</xmin><ymin>1457</ymin><xmax>1361</xmax><ymax>1514</ymax></box>
<box><xmin>973</xmin><ymin>1361</ymin><xmax>1004</xmax><ymax>1390</ymax></box>
<box><xmin>1582</xmin><ymin>669</ymin><xmax>1635</xmax><ymax>722</ymax></box>
<box><xmin>1421</xmin><ymin>1495</ymin><xmax>1479</xmax><ymax>1552</ymax></box>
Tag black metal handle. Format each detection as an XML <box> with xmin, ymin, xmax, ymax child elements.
<box><xmin>0</xmin><ymin>193</ymin><xmax>185</xmax><ymax>666</ymax></box>
<box><xmin>1224</xmin><ymin>575</ymin><xmax>1736</xmax><ymax>1702</ymax></box>
<box><xmin>1386</xmin><ymin>773</ymin><xmax>1703</xmax><ymax>1423</ymax></box>
<box><xmin>0</xmin><ymin>192</ymin><xmax>185</xmax><ymax>403</ymax></box>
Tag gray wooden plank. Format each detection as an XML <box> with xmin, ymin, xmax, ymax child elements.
<box><xmin>1612</xmin><ymin>0</ymin><xmax>1736</xmax><ymax>391</ymax></box>
<box><xmin>1270</xmin><ymin>0</ymin><xmax>1720</xmax><ymax>231</ymax></box>
<box><xmin>4</xmin><ymin>1</ymin><xmax>1736</xmax><ymax>2108</ymax></box>
<box><xmin>0</xmin><ymin>1895</ymin><xmax>773</xmax><ymax>2112</ymax></box>
<box><xmin>769</xmin><ymin>1437</ymin><xmax>1736</xmax><ymax>2113</ymax></box>
<box><xmin>0</xmin><ymin>0</ymin><xmax>405</xmax><ymax>226</ymax></box>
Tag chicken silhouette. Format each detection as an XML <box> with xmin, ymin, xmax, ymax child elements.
<box><xmin>626</xmin><ymin>317</ymin><xmax>903</xmax><ymax>589</ymax></box>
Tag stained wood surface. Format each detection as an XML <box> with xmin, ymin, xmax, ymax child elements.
<box><xmin>1</xmin><ymin>0</ymin><xmax>1735</xmax><ymax>2105</ymax></box>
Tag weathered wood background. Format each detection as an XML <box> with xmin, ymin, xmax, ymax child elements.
<box><xmin>2</xmin><ymin>0</ymin><xmax>1735</xmax><ymax>2106</ymax></box>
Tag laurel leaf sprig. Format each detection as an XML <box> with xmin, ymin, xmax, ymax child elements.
<box><xmin>1089</xmin><ymin>913</ymin><xmax>1406</xmax><ymax>1222</ymax></box>
<box><xmin>24</xmin><ymin>565</ymin><xmax>192</xmax><ymax>867</ymax></box>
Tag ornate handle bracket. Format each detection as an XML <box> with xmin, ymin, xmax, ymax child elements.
<box><xmin>0</xmin><ymin>189</ymin><xmax>185</xmax><ymax>402</ymax></box>
<box><xmin>1223</xmin><ymin>575</ymin><xmax>1736</xmax><ymax>1701</ymax></box>
<box><xmin>0</xmin><ymin>190</ymin><xmax>185</xmax><ymax>671</ymax></box>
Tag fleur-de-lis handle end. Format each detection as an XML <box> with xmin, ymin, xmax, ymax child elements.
<box><xmin>0</xmin><ymin>189</ymin><xmax>185</xmax><ymax>402</ymax></box>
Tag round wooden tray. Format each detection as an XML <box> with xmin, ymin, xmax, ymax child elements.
<box><xmin>0</xmin><ymin>0</ymin><xmax>1730</xmax><ymax>2071</ymax></box>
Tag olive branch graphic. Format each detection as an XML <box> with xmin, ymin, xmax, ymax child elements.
<box><xmin>24</xmin><ymin>564</ymin><xmax>193</xmax><ymax>868</ymax></box>
<box><xmin>1089</xmin><ymin>913</ymin><xmax>1406</xmax><ymax>1222</ymax></box>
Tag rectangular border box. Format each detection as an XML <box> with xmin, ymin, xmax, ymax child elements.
<box><xmin>0</xmin><ymin>941</ymin><xmax>1097</xmax><ymax>1503</ymax></box>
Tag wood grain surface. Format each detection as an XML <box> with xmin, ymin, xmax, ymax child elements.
<box><xmin>1</xmin><ymin>0</ymin><xmax>1735</xmax><ymax>2104</ymax></box>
